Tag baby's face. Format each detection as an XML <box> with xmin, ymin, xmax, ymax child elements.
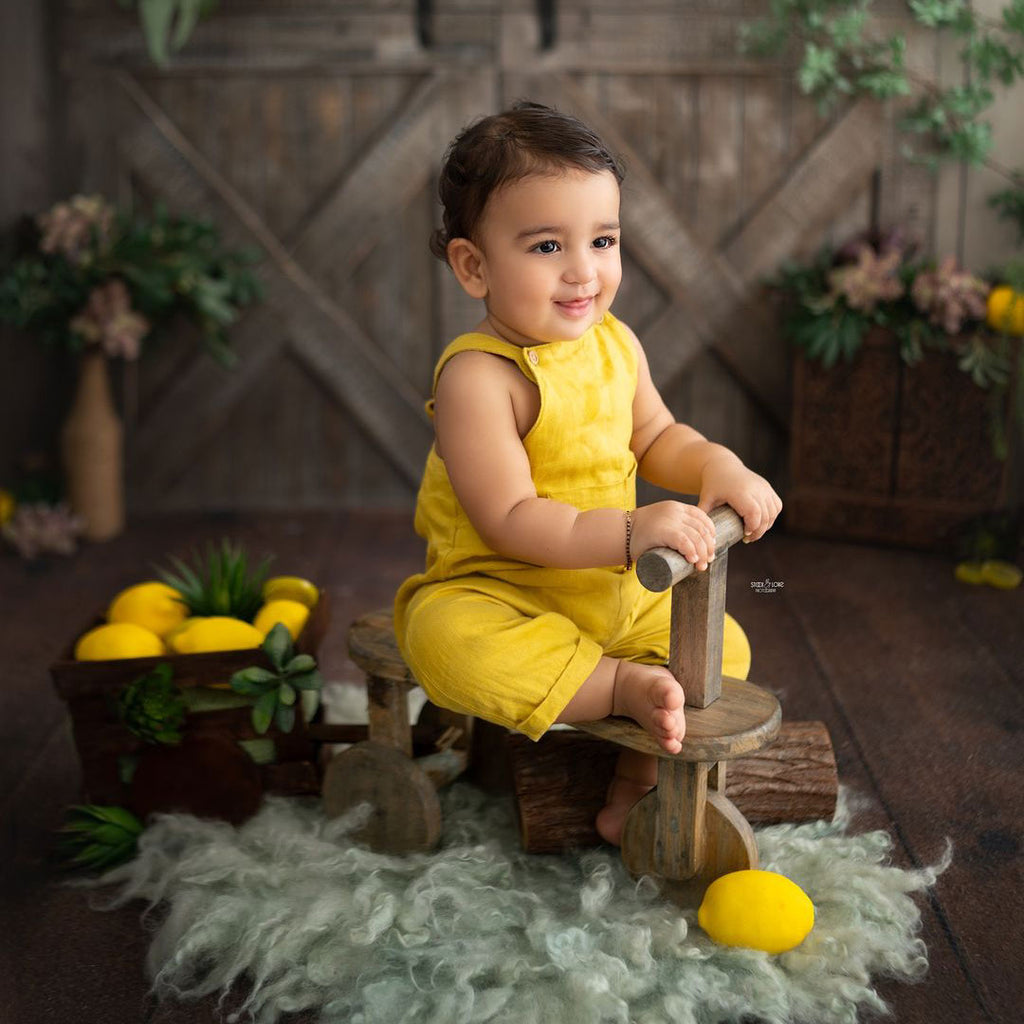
<box><xmin>473</xmin><ymin>169</ymin><xmax>622</xmax><ymax>345</ymax></box>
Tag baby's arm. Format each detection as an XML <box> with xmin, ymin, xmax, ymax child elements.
<box><xmin>626</xmin><ymin>327</ymin><xmax>782</xmax><ymax>544</ymax></box>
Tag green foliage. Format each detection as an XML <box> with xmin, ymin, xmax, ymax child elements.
<box><xmin>741</xmin><ymin>0</ymin><xmax>1024</xmax><ymax>166</ymax></box>
<box><xmin>116</xmin><ymin>663</ymin><xmax>186</xmax><ymax>745</ymax></box>
<box><xmin>56</xmin><ymin>804</ymin><xmax>144</xmax><ymax>872</ymax></box>
<box><xmin>157</xmin><ymin>538</ymin><xmax>272</xmax><ymax>622</ymax></box>
<box><xmin>229</xmin><ymin>624</ymin><xmax>322</xmax><ymax>735</ymax></box>
<box><xmin>0</xmin><ymin>197</ymin><xmax>261</xmax><ymax>367</ymax></box>
<box><xmin>988</xmin><ymin>174</ymin><xmax>1024</xmax><ymax>244</ymax></box>
<box><xmin>117</xmin><ymin>0</ymin><xmax>219</xmax><ymax>66</ymax></box>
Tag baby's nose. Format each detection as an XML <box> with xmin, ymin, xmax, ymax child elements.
<box><xmin>562</xmin><ymin>255</ymin><xmax>596</xmax><ymax>284</ymax></box>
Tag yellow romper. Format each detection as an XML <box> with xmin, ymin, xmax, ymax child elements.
<box><xmin>394</xmin><ymin>313</ymin><xmax>750</xmax><ymax>740</ymax></box>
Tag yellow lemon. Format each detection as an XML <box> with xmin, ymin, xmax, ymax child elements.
<box><xmin>170</xmin><ymin>616</ymin><xmax>265</xmax><ymax>654</ymax></box>
<box><xmin>163</xmin><ymin>616</ymin><xmax>202</xmax><ymax>646</ymax></box>
<box><xmin>262</xmin><ymin>575</ymin><xmax>319</xmax><ymax>608</ymax></box>
<box><xmin>75</xmin><ymin>622</ymin><xmax>165</xmax><ymax>661</ymax></box>
<box><xmin>698</xmin><ymin>869</ymin><xmax>815</xmax><ymax>954</ymax></box>
<box><xmin>0</xmin><ymin>489</ymin><xmax>15</xmax><ymax>526</ymax></box>
<box><xmin>954</xmin><ymin>561</ymin><xmax>986</xmax><ymax>585</ymax></box>
<box><xmin>253</xmin><ymin>599</ymin><xmax>310</xmax><ymax>640</ymax></box>
<box><xmin>107</xmin><ymin>581</ymin><xmax>188</xmax><ymax>639</ymax></box>
<box><xmin>986</xmin><ymin>285</ymin><xmax>1024</xmax><ymax>336</ymax></box>
<box><xmin>980</xmin><ymin>559</ymin><xmax>1022</xmax><ymax>590</ymax></box>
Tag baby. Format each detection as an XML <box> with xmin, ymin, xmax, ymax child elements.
<box><xmin>395</xmin><ymin>101</ymin><xmax>781</xmax><ymax>843</ymax></box>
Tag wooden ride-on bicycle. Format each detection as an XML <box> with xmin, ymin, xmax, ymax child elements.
<box><xmin>574</xmin><ymin>505</ymin><xmax>780</xmax><ymax>904</ymax></box>
<box><xmin>327</xmin><ymin>505</ymin><xmax>779</xmax><ymax>905</ymax></box>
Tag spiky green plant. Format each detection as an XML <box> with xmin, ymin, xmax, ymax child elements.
<box><xmin>116</xmin><ymin>663</ymin><xmax>186</xmax><ymax>745</ymax></box>
<box><xmin>229</xmin><ymin>623</ymin><xmax>322</xmax><ymax>735</ymax></box>
<box><xmin>157</xmin><ymin>539</ymin><xmax>272</xmax><ymax>622</ymax></box>
<box><xmin>56</xmin><ymin>805</ymin><xmax>144</xmax><ymax>872</ymax></box>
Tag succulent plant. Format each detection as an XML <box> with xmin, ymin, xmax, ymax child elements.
<box><xmin>911</xmin><ymin>256</ymin><xmax>990</xmax><ymax>336</ymax></box>
<box><xmin>56</xmin><ymin>804</ymin><xmax>143</xmax><ymax>872</ymax></box>
<box><xmin>1</xmin><ymin>501</ymin><xmax>83</xmax><ymax>559</ymax></box>
<box><xmin>229</xmin><ymin>623</ymin><xmax>322</xmax><ymax>735</ymax></box>
<box><xmin>116</xmin><ymin>663</ymin><xmax>186</xmax><ymax>745</ymax></box>
<box><xmin>157</xmin><ymin>539</ymin><xmax>272</xmax><ymax>622</ymax></box>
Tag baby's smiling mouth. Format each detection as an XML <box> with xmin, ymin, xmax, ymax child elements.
<box><xmin>555</xmin><ymin>295</ymin><xmax>596</xmax><ymax>316</ymax></box>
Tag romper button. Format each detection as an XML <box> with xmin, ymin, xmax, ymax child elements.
<box><xmin>528</xmin><ymin>350</ymin><xmax>539</xmax><ymax>365</ymax></box>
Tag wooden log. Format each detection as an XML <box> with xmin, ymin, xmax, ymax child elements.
<box><xmin>508</xmin><ymin>721</ymin><xmax>838</xmax><ymax>854</ymax></box>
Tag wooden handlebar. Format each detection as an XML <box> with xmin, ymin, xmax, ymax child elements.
<box><xmin>636</xmin><ymin>505</ymin><xmax>746</xmax><ymax>592</ymax></box>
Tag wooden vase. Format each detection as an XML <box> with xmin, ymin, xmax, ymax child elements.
<box><xmin>61</xmin><ymin>347</ymin><xmax>124</xmax><ymax>542</ymax></box>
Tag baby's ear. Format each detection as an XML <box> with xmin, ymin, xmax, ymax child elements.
<box><xmin>447</xmin><ymin>238</ymin><xmax>488</xmax><ymax>299</ymax></box>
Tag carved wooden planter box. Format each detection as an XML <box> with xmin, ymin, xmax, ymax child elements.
<box><xmin>787</xmin><ymin>329</ymin><xmax>1019</xmax><ymax>549</ymax></box>
<box><xmin>50</xmin><ymin>592</ymin><xmax>331</xmax><ymax>809</ymax></box>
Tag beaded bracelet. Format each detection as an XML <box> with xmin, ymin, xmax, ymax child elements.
<box><xmin>625</xmin><ymin>509</ymin><xmax>634</xmax><ymax>571</ymax></box>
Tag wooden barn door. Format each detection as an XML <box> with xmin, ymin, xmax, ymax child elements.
<box><xmin>59</xmin><ymin>2</ymin><xmax>921</xmax><ymax>511</ymax></box>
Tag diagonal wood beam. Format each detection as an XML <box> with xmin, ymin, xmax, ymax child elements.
<box><xmin>285</xmin><ymin>71</ymin><xmax>454</xmax><ymax>277</ymax></box>
<box><xmin>116</xmin><ymin>71</ymin><xmax>440</xmax><ymax>490</ymax></box>
<box><xmin>127</xmin><ymin>311</ymin><xmax>286</xmax><ymax>492</ymax></box>
<box><xmin>722</xmin><ymin>99</ymin><xmax>885</xmax><ymax>287</ymax></box>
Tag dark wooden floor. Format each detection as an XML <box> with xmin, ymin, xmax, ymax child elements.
<box><xmin>1</xmin><ymin>511</ymin><xmax>1020</xmax><ymax>1024</ymax></box>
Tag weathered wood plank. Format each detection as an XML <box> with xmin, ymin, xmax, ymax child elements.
<box><xmin>739</xmin><ymin>75</ymin><xmax>789</xmax><ymax>227</ymax></box>
<box><xmin>722</xmin><ymin>99</ymin><xmax>885</xmax><ymax>287</ymax></box>
<box><xmin>693</xmin><ymin>76</ymin><xmax>743</xmax><ymax>247</ymax></box>
<box><xmin>286</xmin><ymin>72</ymin><xmax>454</xmax><ymax>273</ymax></box>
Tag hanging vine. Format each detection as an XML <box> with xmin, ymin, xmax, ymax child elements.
<box><xmin>742</xmin><ymin>0</ymin><xmax>1024</xmax><ymax>173</ymax></box>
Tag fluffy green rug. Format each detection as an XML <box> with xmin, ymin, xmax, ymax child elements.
<box><xmin>89</xmin><ymin>783</ymin><xmax>948</xmax><ymax>1024</ymax></box>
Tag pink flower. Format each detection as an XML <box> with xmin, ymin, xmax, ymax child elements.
<box><xmin>37</xmin><ymin>195</ymin><xmax>115</xmax><ymax>265</ymax></box>
<box><xmin>2</xmin><ymin>502</ymin><xmax>84</xmax><ymax>560</ymax></box>
<box><xmin>70</xmin><ymin>279</ymin><xmax>150</xmax><ymax>360</ymax></box>
<box><xmin>910</xmin><ymin>257</ymin><xmax>989</xmax><ymax>336</ymax></box>
<box><xmin>827</xmin><ymin>244</ymin><xmax>905</xmax><ymax>312</ymax></box>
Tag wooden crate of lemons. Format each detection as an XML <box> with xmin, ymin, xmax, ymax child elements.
<box><xmin>50</xmin><ymin>546</ymin><xmax>330</xmax><ymax>812</ymax></box>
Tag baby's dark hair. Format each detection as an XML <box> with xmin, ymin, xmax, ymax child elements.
<box><xmin>430</xmin><ymin>100</ymin><xmax>625</xmax><ymax>263</ymax></box>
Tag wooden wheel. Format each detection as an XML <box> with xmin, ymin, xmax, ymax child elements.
<box><xmin>321</xmin><ymin>740</ymin><xmax>442</xmax><ymax>854</ymax></box>
<box><xmin>622</xmin><ymin>780</ymin><xmax>758</xmax><ymax>905</ymax></box>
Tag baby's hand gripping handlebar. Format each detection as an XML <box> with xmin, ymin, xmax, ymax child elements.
<box><xmin>636</xmin><ymin>505</ymin><xmax>745</xmax><ymax>592</ymax></box>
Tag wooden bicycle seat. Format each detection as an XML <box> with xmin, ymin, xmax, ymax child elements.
<box><xmin>574</xmin><ymin>675</ymin><xmax>780</xmax><ymax>762</ymax></box>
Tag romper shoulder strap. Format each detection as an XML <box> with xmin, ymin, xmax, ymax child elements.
<box><xmin>595</xmin><ymin>311</ymin><xmax>639</xmax><ymax>385</ymax></box>
<box><xmin>425</xmin><ymin>333</ymin><xmax>532</xmax><ymax>417</ymax></box>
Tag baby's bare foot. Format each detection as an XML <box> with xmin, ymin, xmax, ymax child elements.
<box><xmin>611</xmin><ymin>660</ymin><xmax>686</xmax><ymax>754</ymax></box>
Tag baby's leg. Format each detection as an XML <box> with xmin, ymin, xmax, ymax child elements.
<box><xmin>595</xmin><ymin>749</ymin><xmax>658</xmax><ymax>846</ymax></box>
<box><xmin>555</xmin><ymin>656</ymin><xmax>685</xmax><ymax>847</ymax></box>
<box><xmin>554</xmin><ymin>656</ymin><xmax>685</xmax><ymax>754</ymax></box>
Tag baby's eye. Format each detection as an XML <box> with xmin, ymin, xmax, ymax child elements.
<box><xmin>531</xmin><ymin>239</ymin><xmax>560</xmax><ymax>255</ymax></box>
<box><xmin>593</xmin><ymin>235</ymin><xmax>618</xmax><ymax>250</ymax></box>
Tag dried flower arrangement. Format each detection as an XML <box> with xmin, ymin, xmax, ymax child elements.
<box><xmin>0</xmin><ymin>194</ymin><xmax>261</xmax><ymax>367</ymax></box>
<box><xmin>771</xmin><ymin>230</ymin><xmax>1022</xmax><ymax>392</ymax></box>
